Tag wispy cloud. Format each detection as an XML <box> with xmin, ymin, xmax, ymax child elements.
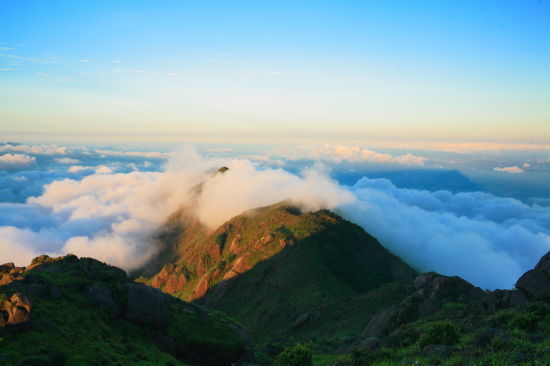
<box><xmin>36</xmin><ymin>71</ymin><xmax>74</xmax><ymax>82</ymax></box>
<box><xmin>112</xmin><ymin>59</ymin><xmax>124</xmax><ymax>63</ymax></box>
<box><xmin>494</xmin><ymin>166</ymin><xmax>524</xmax><ymax>174</ymax></box>
<box><xmin>80</xmin><ymin>59</ymin><xmax>90</xmax><ymax>63</ymax></box>
<box><xmin>0</xmin><ymin>53</ymin><xmax>57</xmax><ymax>64</ymax></box>
<box><xmin>0</xmin><ymin>67</ymin><xmax>15</xmax><ymax>71</ymax></box>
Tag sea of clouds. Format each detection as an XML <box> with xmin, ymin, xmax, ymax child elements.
<box><xmin>0</xmin><ymin>142</ymin><xmax>549</xmax><ymax>290</ymax></box>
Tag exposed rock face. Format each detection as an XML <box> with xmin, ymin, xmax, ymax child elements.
<box><xmin>0</xmin><ymin>293</ymin><xmax>32</xmax><ymax>326</ymax></box>
<box><xmin>192</xmin><ymin>274</ymin><xmax>210</xmax><ymax>301</ymax></box>
<box><xmin>151</xmin><ymin>264</ymin><xmax>188</xmax><ymax>295</ymax></box>
<box><xmin>516</xmin><ymin>251</ymin><xmax>550</xmax><ymax>300</ymax></box>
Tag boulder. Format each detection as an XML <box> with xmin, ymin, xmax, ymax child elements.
<box><xmin>516</xmin><ymin>251</ymin><xmax>550</xmax><ymax>300</ymax></box>
<box><xmin>362</xmin><ymin>305</ymin><xmax>400</xmax><ymax>338</ymax></box>
<box><xmin>535</xmin><ymin>251</ymin><xmax>550</xmax><ymax>272</ymax></box>
<box><xmin>0</xmin><ymin>263</ymin><xmax>15</xmax><ymax>274</ymax></box>
<box><xmin>0</xmin><ymin>293</ymin><xmax>32</xmax><ymax>326</ymax></box>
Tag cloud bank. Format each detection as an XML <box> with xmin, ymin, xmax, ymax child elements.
<box><xmin>0</xmin><ymin>153</ymin><xmax>36</xmax><ymax>169</ymax></box>
<box><xmin>0</xmin><ymin>144</ymin><xmax>549</xmax><ymax>290</ymax></box>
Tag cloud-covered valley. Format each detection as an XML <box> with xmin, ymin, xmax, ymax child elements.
<box><xmin>0</xmin><ymin>142</ymin><xmax>549</xmax><ymax>290</ymax></box>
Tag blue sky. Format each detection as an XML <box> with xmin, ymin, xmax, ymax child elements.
<box><xmin>0</xmin><ymin>0</ymin><xmax>549</xmax><ymax>144</ymax></box>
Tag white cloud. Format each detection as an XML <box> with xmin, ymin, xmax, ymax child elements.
<box><xmin>68</xmin><ymin>165</ymin><xmax>93</xmax><ymax>173</ymax></box>
<box><xmin>95</xmin><ymin>149</ymin><xmax>168</xmax><ymax>159</ymax></box>
<box><xmin>494</xmin><ymin>166</ymin><xmax>524</xmax><ymax>174</ymax></box>
<box><xmin>95</xmin><ymin>165</ymin><xmax>113</xmax><ymax>174</ymax></box>
<box><xmin>277</xmin><ymin>144</ymin><xmax>426</xmax><ymax>166</ymax></box>
<box><xmin>55</xmin><ymin>157</ymin><xmax>80</xmax><ymax>164</ymax></box>
<box><xmin>0</xmin><ymin>143</ymin><xmax>70</xmax><ymax>155</ymax></box>
<box><xmin>341</xmin><ymin>178</ymin><xmax>550</xmax><ymax>290</ymax></box>
<box><xmin>0</xmin><ymin>153</ymin><xmax>36</xmax><ymax>169</ymax></box>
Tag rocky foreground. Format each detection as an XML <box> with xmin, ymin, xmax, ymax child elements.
<box><xmin>0</xmin><ymin>255</ymin><xmax>248</xmax><ymax>366</ymax></box>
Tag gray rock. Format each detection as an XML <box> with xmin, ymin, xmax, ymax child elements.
<box><xmin>535</xmin><ymin>251</ymin><xmax>550</xmax><ymax>272</ymax></box>
<box><xmin>362</xmin><ymin>305</ymin><xmax>400</xmax><ymax>338</ymax></box>
<box><xmin>516</xmin><ymin>269</ymin><xmax>550</xmax><ymax>300</ymax></box>
<box><xmin>356</xmin><ymin>337</ymin><xmax>380</xmax><ymax>351</ymax></box>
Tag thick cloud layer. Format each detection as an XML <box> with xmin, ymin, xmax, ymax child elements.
<box><xmin>0</xmin><ymin>143</ymin><xmax>549</xmax><ymax>290</ymax></box>
<box><xmin>341</xmin><ymin>178</ymin><xmax>550</xmax><ymax>289</ymax></box>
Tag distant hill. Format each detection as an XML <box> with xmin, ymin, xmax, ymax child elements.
<box><xmin>144</xmin><ymin>202</ymin><xmax>417</xmax><ymax>345</ymax></box>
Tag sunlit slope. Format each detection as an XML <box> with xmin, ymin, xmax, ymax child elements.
<box><xmin>147</xmin><ymin>202</ymin><xmax>417</xmax><ymax>343</ymax></box>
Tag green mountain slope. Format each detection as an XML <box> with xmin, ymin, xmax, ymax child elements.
<box><xmin>0</xmin><ymin>255</ymin><xmax>247</xmax><ymax>366</ymax></box>
<box><xmin>146</xmin><ymin>202</ymin><xmax>417</xmax><ymax>345</ymax></box>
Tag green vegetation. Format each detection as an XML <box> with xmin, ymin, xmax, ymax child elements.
<box><xmin>274</xmin><ymin>344</ymin><xmax>313</xmax><ymax>366</ymax></box>
<box><xmin>418</xmin><ymin>321</ymin><xmax>460</xmax><ymax>348</ymax></box>
<box><xmin>0</xmin><ymin>255</ymin><xmax>245</xmax><ymax>366</ymax></box>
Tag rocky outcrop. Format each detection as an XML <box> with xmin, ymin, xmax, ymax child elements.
<box><xmin>151</xmin><ymin>263</ymin><xmax>188</xmax><ymax>295</ymax></box>
<box><xmin>0</xmin><ymin>293</ymin><xmax>32</xmax><ymax>326</ymax></box>
<box><xmin>516</xmin><ymin>251</ymin><xmax>550</xmax><ymax>300</ymax></box>
<box><xmin>363</xmin><ymin>273</ymin><xmax>485</xmax><ymax>338</ymax></box>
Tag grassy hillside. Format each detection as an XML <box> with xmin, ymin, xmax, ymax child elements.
<box><xmin>0</xmin><ymin>255</ymin><xmax>247</xmax><ymax>366</ymax></box>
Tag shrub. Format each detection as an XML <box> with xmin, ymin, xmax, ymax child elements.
<box><xmin>509</xmin><ymin>311</ymin><xmax>540</xmax><ymax>332</ymax></box>
<box><xmin>418</xmin><ymin>321</ymin><xmax>460</xmax><ymax>348</ymax></box>
<box><xmin>274</xmin><ymin>344</ymin><xmax>313</xmax><ymax>366</ymax></box>
<box><xmin>385</xmin><ymin>326</ymin><xmax>419</xmax><ymax>347</ymax></box>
